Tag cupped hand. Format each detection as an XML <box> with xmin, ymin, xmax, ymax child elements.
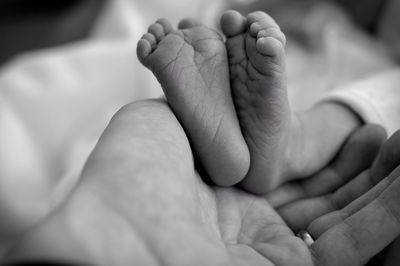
<box><xmin>5</xmin><ymin>101</ymin><xmax>400</xmax><ymax>266</ymax></box>
<box><xmin>269</xmin><ymin>126</ymin><xmax>400</xmax><ymax>266</ymax></box>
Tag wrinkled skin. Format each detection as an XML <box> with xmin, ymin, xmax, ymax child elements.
<box><xmin>5</xmin><ymin>100</ymin><xmax>400</xmax><ymax>266</ymax></box>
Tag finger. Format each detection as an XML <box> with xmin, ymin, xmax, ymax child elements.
<box><xmin>309</xmin><ymin>164</ymin><xmax>400</xmax><ymax>238</ymax></box>
<box><xmin>316</xmin><ymin>130</ymin><xmax>400</xmax><ymax>223</ymax></box>
<box><xmin>268</xmin><ymin>125</ymin><xmax>385</xmax><ymax>208</ymax></box>
<box><xmin>277</xmin><ymin>169</ymin><xmax>376</xmax><ymax>232</ymax></box>
<box><xmin>370</xmin><ymin>130</ymin><xmax>400</xmax><ymax>184</ymax></box>
<box><xmin>300</xmin><ymin>125</ymin><xmax>385</xmax><ymax>197</ymax></box>
<box><xmin>278</xmin><ymin>195</ymin><xmax>335</xmax><ymax>232</ymax></box>
<box><xmin>272</xmin><ymin>125</ymin><xmax>385</xmax><ymax>230</ymax></box>
<box><xmin>267</xmin><ymin>183</ymin><xmax>304</xmax><ymax>208</ymax></box>
<box><xmin>308</xmin><ymin>131</ymin><xmax>400</xmax><ymax>237</ymax></box>
<box><xmin>278</xmin><ymin>166</ymin><xmax>392</xmax><ymax>233</ymax></box>
<box><xmin>311</xmin><ymin>173</ymin><xmax>400</xmax><ymax>266</ymax></box>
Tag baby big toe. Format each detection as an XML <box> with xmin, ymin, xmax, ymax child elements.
<box><xmin>220</xmin><ymin>10</ymin><xmax>246</xmax><ymax>37</ymax></box>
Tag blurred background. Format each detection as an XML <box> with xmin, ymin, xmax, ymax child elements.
<box><xmin>1</xmin><ymin>0</ymin><xmax>399</xmax><ymax>66</ymax></box>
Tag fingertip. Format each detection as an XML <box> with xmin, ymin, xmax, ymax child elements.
<box><xmin>328</xmin><ymin>124</ymin><xmax>386</xmax><ymax>185</ymax></box>
<box><xmin>350</xmin><ymin>124</ymin><xmax>387</xmax><ymax>149</ymax></box>
<box><xmin>370</xmin><ymin>124</ymin><xmax>388</xmax><ymax>140</ymax></box>
<box><xmin>371</xmin><ymin>128</ymin><xmax>400</xmax><ymax>182</ymax></box>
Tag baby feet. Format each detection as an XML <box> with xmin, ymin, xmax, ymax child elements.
<box><xmin>221</xmin><ymin>10</ymin><xmax>292</xmax><ymax>193</ymax></box>
<box><xmin>138</xmin><ymin>11</ymin><xmax>295</xmax><ymax>193</ymax></box>
<box><xmin>137</xmin><ymin>18</ymin><xmax>250</xmax><ymax>186</ymax></box>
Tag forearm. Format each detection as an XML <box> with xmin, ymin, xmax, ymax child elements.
<box><xmin>285</xmin><ymin>101</ymin><xmax>363</xmax><ymax>178</ymax></box>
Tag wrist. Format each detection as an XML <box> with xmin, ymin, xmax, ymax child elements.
<box><xmin>284</xmin><ymin>102</ymin><xmax>363</xmax><ymax>178</ymax></box>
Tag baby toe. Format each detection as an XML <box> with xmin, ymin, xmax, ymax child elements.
<box><xmin>247</xmin><ymin>11</ymin><xmax>277</xmax><ymax>26</ymax></box>
<box><xmin>156</xmin><ymin>18</ymin><xmax>173</xmax><ymax>35</ymax></box>
<box><xmin>257</xmin><ymin>28</ymin><xmax>286</xmax><ymax>46</ymax></box>
<box><xmin>247</xmin><ymin>11</ymin><xmax>279</xmax><ymax>38</ymax></box>
<box><xmin>137</xmin><ymin>38</ymin><xmax>152</xmax><ymax>63</ymax></box>
<box><xmin>220</xmin><ymin>10</ymin><xmax>246</xmax><ymax>37</ymax></box>
<box><xmin>142</xmin><ymin>33</ymin><xmax>157</xmax><ymax>49</ymax></box>
<box><xmin>148</xmin><ymin>23</ymin><xmax>166</xmax><ymax>42</ymax></box>
<box><xmin>178</xmin><ymin>18</ymin><xmax>201</xmax><ymax>29</ymax></box>
<box><xmin>256</xmin><ymin>36</ymin><xmax>284</xmax><ymax>57</ymax></box>
<box><xmin>137</xmin><ymin>31</ymin><xmax>159</xmax><ymax>64</ymax></box>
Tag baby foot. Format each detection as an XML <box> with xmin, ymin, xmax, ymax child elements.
<box><xmin>221</xmin><ymin>10</ymin><xmax>292</xmax><ymax>193</ymax></box>
<box><xmin>137</xmin><ymin>18</ymin><xmax>250</xmax><ymax>186</ymax></box>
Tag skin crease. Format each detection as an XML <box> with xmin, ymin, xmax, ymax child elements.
<box><xmin>4</xmin><ymin>100</ymin><xmax>400</xmax><ymax>266</ymax></box>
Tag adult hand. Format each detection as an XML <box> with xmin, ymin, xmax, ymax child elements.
<box><xmin>4</xmin><ymin>100</ymin><xmax>400</xmax><ymax>266</ymax></box>
<box><xmin>269</xmin><ymin>126</ymin><xmax>400</xmax><ymax>266</ymax></box>
<box><xmin>267</xmin><ymin>124</ymin><xmax>388</xmax><ymax>229</ymax></box>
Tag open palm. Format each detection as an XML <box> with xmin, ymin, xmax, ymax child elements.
<box><xmin>6</xmin><ymin>101</ymin><xmax>400</xmax><ymax>266</ymax></box>
<box><xmin>53</xmin><ymin>100</ymin><xmax>313</xmax><ymax>266</ymax></box>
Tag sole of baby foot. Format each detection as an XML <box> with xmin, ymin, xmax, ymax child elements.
<box><xmin>137</xmin><ymin>18</ymin><xmax>250</xmax><ymax>186</ymax></box>
<box><xmin>221</xmin><ymin>10</ymin><xmax>291</xmax><ymax>194</ymax></box>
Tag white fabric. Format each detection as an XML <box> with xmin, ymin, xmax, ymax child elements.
<box><xmin>322</xmin><ymin>69</ymin><xmax>400</xmax><ymax>136</ymax></box>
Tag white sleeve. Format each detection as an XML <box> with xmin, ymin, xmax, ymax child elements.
<box><xmin>320</xmin><ymin>68</ymin><xmax>400</xmax><ymax>136</ymax></box>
